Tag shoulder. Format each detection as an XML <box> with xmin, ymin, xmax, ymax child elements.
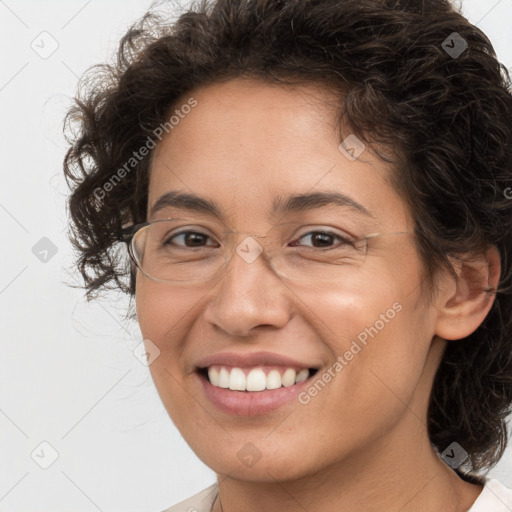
<box><xmin>469</xmin><ymin>478</ymin><xmax>512</xmax><ymax>512</ymax></box>
<box><xmin>160</xmin><ymin>483</ymin><xmax>218</xmax><ymax>512</ymax></box>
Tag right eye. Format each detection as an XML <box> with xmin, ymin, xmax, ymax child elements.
<box><xmin>164</xmin><ymin>230</ymin><xmax>219</xmax><ymax>248</ymax></box>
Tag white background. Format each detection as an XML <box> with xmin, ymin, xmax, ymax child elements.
<box><xmin>1</xmin><ymin>1</ymin><xmax>511</xmax><ymax>511</ymax></box>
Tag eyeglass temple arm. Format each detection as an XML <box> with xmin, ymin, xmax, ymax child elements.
<box><xmin>119</xmin><ymin>224</ymin><xmax>138</xmax><ymax>244</ymax></box>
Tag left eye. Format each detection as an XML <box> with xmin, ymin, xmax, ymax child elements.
<box><xmin>291</xmin><ymin>231</ymin><xmax>353</xmax><ymax>249</ymax></box>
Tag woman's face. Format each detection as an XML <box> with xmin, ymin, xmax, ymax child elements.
<box><xmin>135</xmin><ymin>78</ymin><xmax>444</xmax><ymax>481</ymax></box>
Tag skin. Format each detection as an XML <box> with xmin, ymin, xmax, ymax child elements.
<box><xmin>135</xmin><ymin>78</ymin><xmax>500</xmax><ymax>511</ymax></box>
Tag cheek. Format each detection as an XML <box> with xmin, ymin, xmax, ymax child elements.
<box><xmin>308</xmin><ymin>268</ymin><xmax>431</xmax><ymax>418</ymax></box>
<box><xmin>135</xmin><ymin>276</ymin><xmax>199</xmax><ymax>413</ymax></box>
<box><xmin>135</xmin><ymin>273</ymin><xmax>200</xmax><ymax>343</ymax></box>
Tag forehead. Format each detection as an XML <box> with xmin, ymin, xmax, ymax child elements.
<box><xmin>147</xmin><ymin>78</ymin><xmax>410</xmax><ymax>229</ymax></box>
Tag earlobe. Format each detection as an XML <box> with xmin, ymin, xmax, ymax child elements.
<box><xmin>434</xmin><ymin>245</ymin><xmax>501</xmax><ymax>341</ymax></box>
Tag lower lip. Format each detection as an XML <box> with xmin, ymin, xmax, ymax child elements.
<box><xmin>196</xmin><ymin>371</ymin><xmax>315</xmax><ymax>416</ymax></box>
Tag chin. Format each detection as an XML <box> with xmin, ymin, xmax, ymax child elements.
<box><xmin>191</xmin><ymin>441</ymin><xmax>320</xmax><ymax>482</ymax></box>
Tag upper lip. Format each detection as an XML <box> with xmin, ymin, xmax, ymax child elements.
<box><xmin>195</xmin><ymin>351</ymin><xmax>318</xmax><ymax>370</ymax></box>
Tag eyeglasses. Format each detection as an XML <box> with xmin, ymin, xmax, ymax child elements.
<box><xmin>120</xmin><ymin>217</ymin><xmax>412</xmax><ymax>286</ymax></box>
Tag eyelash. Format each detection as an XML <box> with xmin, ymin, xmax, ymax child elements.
<box><xmin>166</xmin><ymin>229</ymin><xmax>354</xmax><ymax>249</ymax></box>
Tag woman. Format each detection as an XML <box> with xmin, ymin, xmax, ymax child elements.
<box><xmin>63</xmin><ymin>0</ymin><xmax>512</xmax><ymax>510</ymax></box>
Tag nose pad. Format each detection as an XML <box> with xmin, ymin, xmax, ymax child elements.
<box><xmin>231</xmin><ymin>232</ymin><xmax>301</xmax><ymax>288</ymax></box>
<box><xmin>208</xmin><ymin>230</ymin><xmax>286</xmax><ymax>288</ymax></box>
<box><xmin>210</xmin><ymin>232</ymin><xmax>281</xmax><ymax>288</ymax></box>
<box><xmin>228</xmin><ymin>233</ymin><xmax>288</xmax><ymax>285</ymax></box>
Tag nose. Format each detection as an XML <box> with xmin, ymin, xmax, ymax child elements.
<box><xmin>202</xmin><ymin>238</ymin><xmax>293</xmax><ymax>337</ymax></box>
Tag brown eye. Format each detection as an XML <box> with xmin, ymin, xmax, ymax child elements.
<box><xmin>165</xmin><ymin>231</ymin><xmax>217</xmax><ymax>248</ymax></box>
<box><xmin>292</xmin><ymin>230</ymin><xmax>353</xmax><ymax>249</ymax></box>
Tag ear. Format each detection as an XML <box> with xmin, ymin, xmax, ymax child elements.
<box><xmin>434</xmin><ymin>245</ymin><xmax>501</xmax><ymax>341</ymax></box>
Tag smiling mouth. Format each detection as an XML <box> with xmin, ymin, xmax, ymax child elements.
<box><xmin>197</xmin><ymin>365</ymin><xmax>319</xmax><ymax>392</ymax></box>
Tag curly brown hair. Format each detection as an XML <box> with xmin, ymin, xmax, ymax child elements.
<box><xmin>63</xmin><ymin>0</ymin><xmax>512</xmax><ymax>476</ymax></box>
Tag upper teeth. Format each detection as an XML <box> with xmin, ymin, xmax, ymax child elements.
<box><xmin>207</xmin><ymin>366</ymin><xmax>310</xmax><ymax>392</ymax></box>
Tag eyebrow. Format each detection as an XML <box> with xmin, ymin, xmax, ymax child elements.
<box><xmin>272</xmin><ymin>191</ymin><xmax>372</xmax><ymax>218</ymax></box>
<box><xmin>149</xmin><ymin>190</ymin><xmax>372</xmax><ymax>219</ymax></box>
